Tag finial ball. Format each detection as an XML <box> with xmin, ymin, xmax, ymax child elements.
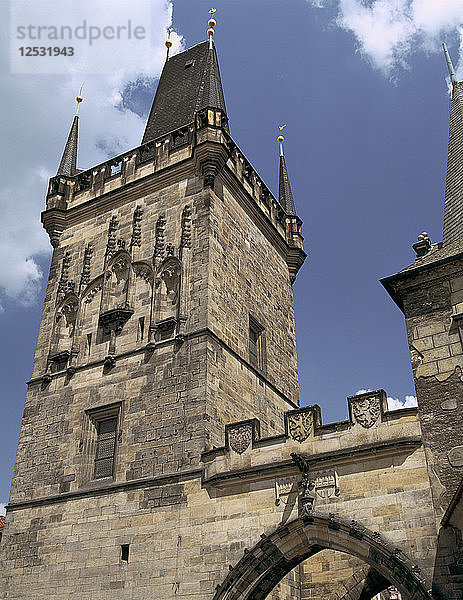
<box><xmin>208</xmin><ymin>18</ymin><xmax>216</xmax><ymax>28</ymax></box>
<box><xmin>76</xmin><ymin>95</ymin><xmax>83</xmax><ymax>104</ymax></box>
<box><xmin>207</xmin><ymin>28</ymin><xmax>214</xmax><ymax>37</ymax></box>
<box><xmin>165</xmin><ymin>39</ymin><xmax>173</xmax><ymax>48</ymax></box>
<box><xmin>278</xmin><ymin>135</ymin><xmax>284</xmax><ymax>143</ymax></box>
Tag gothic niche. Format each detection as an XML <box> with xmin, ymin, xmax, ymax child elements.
<box><xmin>50</xmin><ymin>294</ymin><xmax>79</xmax><ymax>366</ymax></box>
<box><xmin>153</xmin><ymin>257</ymin><xmax>181</xmax><ymax>341</ymax></box>
<box><xmin>99</xmin><ymin>252</ymin><xmax>134</xmax><ymax>348</ymax></box>
<box><xmin>102</xmin><ymin>251</ymin><xmax>132</xmax><ymax>312</ymax></box>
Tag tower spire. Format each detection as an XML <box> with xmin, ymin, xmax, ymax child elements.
<box><xmin>442</xmin><ymin>45</ymin><xmax>463</xmax><ymax>245</ymax></box>
<box><xmin>278</xmin><ymin>127</ymin><xmax>296</xmax><ymax>216</ymax></box>
<box><xmin>56</xmin><ymin>90</ymin><xmax>83</xmax><ymax>177</ymax></box>
<box><xmin>443</xmin><ymin>42</ymin><xmax>458</xmax><ymax>86</ymax></box>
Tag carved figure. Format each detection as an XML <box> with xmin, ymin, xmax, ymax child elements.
<box><xmin>352</xmin><ymin>396</ymin><xmax>381</xmax><ymax>428</ymax></box>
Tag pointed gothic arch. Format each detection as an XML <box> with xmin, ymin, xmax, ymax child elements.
<box><xmin>213</xmin><ymin>514</ymin><xmax>434</xmax><ymax>600</ymax></box>
<box><xmin>152</xmin><ymin>256</ymin><xmax>182</xmax><ymax>340</ymax></box>
<box><xmin>50</xmin><ymin>292</ymin><xmax>79</xmax><ymax>357</ymax></box>
<box><xmin>101</xmin><ymin>249</ymin><xmax>133</xmax><ymax>312</ymax></box>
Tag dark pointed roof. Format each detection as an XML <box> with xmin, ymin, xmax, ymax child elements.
<box><xmin>443</xmin><ymin>80</ymin><xmax>463</xmax><ymax>245</ymax></box>
<box><xmin>142</xmin><ymin>41</ymin><xmax>226</xmax><ymax>144</ymax></box>
<box><xmin>57</xmin><ymin>115</ymin><xmax>79</xmax><ymax>177</ymax></box>
<box><xmin>279</xmin><ymin>154</ymin><xmax>296</xmax><ymax>215</ymax></box>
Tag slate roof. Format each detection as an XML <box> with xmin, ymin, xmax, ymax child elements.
<box><xmin>57</xmin><ymin>115</ymin><xmax>79</xmax><ymax>177</ymax></box>
<box><xmin>142</xmin><ymin>41</ymin><xmax>226</xmax><ymax>144</ymax></box>
<box><xmin>380</xmin><ymin>238</ymin><xmax>463</xmax><ymax>311</ymax></box>
<box><xmin>397</xmin><ymin>239</ymin><xmax>463</xmax><ymax>275</ymax></box>
<box><xmin>279</xmin><ymin>155</ymin><xmax>296</xmax><ymax>216</ymax></box>
<box><xmin>443</xmin><ymin>81</ymin><xmax>463</xmax><ymax>245</ymax></box>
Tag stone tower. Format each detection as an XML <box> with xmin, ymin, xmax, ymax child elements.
<box><xmin>2</xmin><ymin>28</ymin><xmax>462</xmax><ymax>600</ymax></box>
<box><xmin>381</xmin><ymin>65</ymin><xmax>463</xmax><ymax>515</ymax></box>
<box><xmin>1</xmin><ymin>35</ymin><xmax>305</xmax><ymax>597</ymax></box>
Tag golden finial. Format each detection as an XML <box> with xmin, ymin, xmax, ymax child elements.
<box><xmin>278</xmin><ymin>125</ymin><xmax>286</xmax><ymax>156</ymax></box>
<box><xmin>75</xmin><ymin>84</ymin><xmax>84</xmax><ymax>116</ymax></box>
<box><xmin>165</xmin><ymin>27</ymin><xmax>174</xmax><ymax>59</ymax></box>
<box><xmin>208</xmin><ymin>8</ymin><xmax>216</xmax><ymax>48</ymax></box>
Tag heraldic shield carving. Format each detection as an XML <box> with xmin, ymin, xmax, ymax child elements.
<box><xmin>351</xmin><ymin>395</ymin><xmax>381</xmax><ymax>429</ymax></box>
<box><xmin>287</xmin><ymin>409</ymin><xmax>313</xmax><ymax>443</ymax></box>
<box><xmin>228</xmin><ymin>422</ymin><xmax>253</xmax><ymax>454</ymax></box>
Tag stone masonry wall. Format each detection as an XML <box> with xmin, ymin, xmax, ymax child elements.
<box><xmin>1</xmin><ymin>433</ymin><xmax>435</xmax><ymax>599</ymax></box>
<box><xmin>397</xmin><ymin>259</ymin><xmax>463</xmax><ymax>515</ymax></box>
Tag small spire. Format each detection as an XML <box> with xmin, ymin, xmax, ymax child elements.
<box><xmin>278</xmin><ymin>128</ymin><xmax>296</xmax><ymax>216</ymax></box>
<box><xmin>165</xmin><ymin>27</ymin><xmax>173</xmax><ymax>60</ymax></box>
<box><xmin>56</xmin><ymin>90</ymin><xmax>82</xmax><ymax>177</ymax></box>
<box><xmin>208</xmin><ymin>8</ymin><xmax>216</xmax><ymax>50</ymax></box>
<box><xmin>443</xmin><ymin>42</ymin><xmax>458</xmax><ymax>86</ymax></box>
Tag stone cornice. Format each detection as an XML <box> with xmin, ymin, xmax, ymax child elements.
<box><xmin>201</xmin><ymin>437</ymin><xmax>423</xmax><ymax>486</ymax></box>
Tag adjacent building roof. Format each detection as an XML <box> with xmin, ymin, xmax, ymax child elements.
<box><xmin>142</xmin><ymin>41</ymin><xmax>227</xmax><ymax>144</ymax></box>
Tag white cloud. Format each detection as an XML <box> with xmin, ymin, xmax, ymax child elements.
<box><xmin>0</xmin><ymin>503</ymin><xmax>6</xmax><ymax>516</ymax></box>
<box><xmin>309</xmin><ymin>0</ymin><xmax>463</xmax><ymax>77</ymax></box>
<box><xmin>0</xmin><ymin>0</ymin><xmax>183</xmax><ymax>312</ymax></box>
<box><xmin>387</xmin><ymin>394</ymin><xmax>418</xmax><ymax>410</ymax></box>
<box><xmin>355</xmin><ymin>389</ymin><xmax>418</xmax><ymax>410</ymax></box>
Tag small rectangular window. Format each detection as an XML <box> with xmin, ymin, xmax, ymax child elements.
<box><xmin>86</xmin><ymin>403</ymin><xmax>121</xmax><ymax>482</ymax></box>
<box><xmin>94</xmin><ymin>418</ymin><xmax>117</xmax><ymax>479</ymax></box>
<box><xmin>121</xmin><ymin>544</ymin><xmax>130</xmax><ymax>563</ymax></box>
<box><xmin>249</xmin><ymin>316</ymin><xmax>265</xmax><ymax>371</ymax></box>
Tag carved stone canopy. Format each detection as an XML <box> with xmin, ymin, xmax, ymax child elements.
<box><xmin>155</xmin><ymin>317</ymin><xmax>177</xmax><ymax>333</ymax></box>
<box><xmin>99</xmin><ymin>308</ymin><xmax>134</xmax><ymax>335</ymax></box>
<box><xmin>48</xmin><ymin>350</ymin><xmax>71</xmax><ymax>364</ymax></box>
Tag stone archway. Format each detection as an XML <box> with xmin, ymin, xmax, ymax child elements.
<box><xmin>213</xmin><ymin>514</ymin><xmax>434</xmax><ymax>600</ymax></box>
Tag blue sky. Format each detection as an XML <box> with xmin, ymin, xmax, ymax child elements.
<box><xmin>1</xmin><ymin>0</ymin><xmax>462</xmax><ymax>508</ymax></box>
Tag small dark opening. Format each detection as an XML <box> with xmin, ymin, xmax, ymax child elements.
<box><xmin>138</xmin><ymin>316</ymin><xmax>145</xmax><ymax>342</ymax></box>
<box><xmin>185</xmin><ymin>60</ymin><xmax>194</xmax><ymax>68</ymax></box>
<box><xmin>121</xmin><ymin>544</ymin><xmax>129</xmax><ymax>562</ymax></box>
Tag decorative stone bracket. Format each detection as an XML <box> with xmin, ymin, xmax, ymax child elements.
<box><xmin>99</xmin><ymin>307</ymin><xmax>134</xmax><ymax>357</ymax></box>
<box><xmin>193</xmin><ymin>138</ymin><xmax>230</xmax><ymax>191</ymax></box>
<box><xmin>291</xmin><ymin>452</ymin><xmax>316</xmax><ymax>516</ymax></box>
<box><xmin>99</xmin><ymin>308</ymin><xmax>134</xmax><ymax>336</ymax></box>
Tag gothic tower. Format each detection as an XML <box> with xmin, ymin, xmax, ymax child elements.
<box><xmin>1</xmin><ymin>28</ymin><xmax>305</xmax><ymax>598</ymax></box>
<box><xmin>381</xmin><ymin>49</ymin><xmax>463</xmax><ymax>517</ymax></box>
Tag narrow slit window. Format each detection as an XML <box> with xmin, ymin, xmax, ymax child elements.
<box><xmin>121</xmin><ymin>544</ymin><xmax>130</xmax><ymax>563</ymax></box>
<box><xmin>94</xmin><ymin>417</ymin><xmax>117</xmax><ymax>479</ymax></box>
<box><xmin>138</xmin><ymin>316</ymin><xmax>145</xmax><ymax>342</ymax></box>
<box><xmin>86</xmin><ymin>333</ymin><xmax>92</xmax><ymax>358</ymax></box>
<box><xmin>249</xmin><ymin>316</ymin><xmax>264</xmax><ymax>371</ymax></box>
